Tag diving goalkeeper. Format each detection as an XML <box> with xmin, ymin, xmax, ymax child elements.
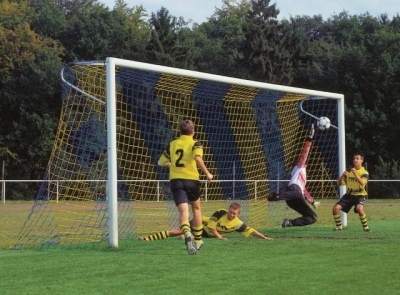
<box><xmin>268</xmin><ymin>124</ymin><xmax>320</xmax><ymax>228</ymax></box>
<box><xmin>139</xmin><ymin>202</ymin><xmax>272</xmax><ymax>242</ymax></box>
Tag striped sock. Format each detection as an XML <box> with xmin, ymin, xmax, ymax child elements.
<box><xmin>333</xmin><ymin>214</ymin><xmax>343</xmax><ymax>230</ymax></box>
<box><xmin>192</xmin><ymin>224</ymin><xmax>203</xmax><ymax>245</ymax></box>
<box><xmin>180</xmin><ymin>221</ymin><xmax>191</xmax><ymax>235</ymax></box>
<box><xmin>144</xmin><ymin>231</ymin><xmax>169</xmax><ymax>241</ymax></box>
<box><xmin>360</xmin><ymin>214</ymin><xmax>369</xmax><ymax>230</ymax></box>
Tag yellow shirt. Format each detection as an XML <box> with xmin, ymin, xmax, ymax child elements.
<box><xmin>339</xmin><ymin>166</ymin><xmax>369</xmax><ymax>196</ymax></box>
<box><xmin>158</xmin><ymin>135</ymin><xmax>203</xmax><ymax>180</ymax></box>
<box><xmin>202</xmin><ymin>209</ymin><xmax>255</xmax><ymax>238</ymax></box>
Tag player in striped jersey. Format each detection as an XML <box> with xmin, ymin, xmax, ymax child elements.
<box><xmin>333</xmin><ymin>152</ymin><xmax>371</xmax><ymax>231</ymax></box>
<box><xmin>139</xmin><ymin>202</ymin><xmax>272</xmax><ymax>242</ymax></box>
<box><xmin>158</xmin><ymin>119</ymin><xmax>213</xmax><ymax>255</ymax></box>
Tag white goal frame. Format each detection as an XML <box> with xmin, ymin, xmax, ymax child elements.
<box><xmin>105</xmin><ymin>57</ymin><xmax>346</xmax><ymax>248</ymax></box>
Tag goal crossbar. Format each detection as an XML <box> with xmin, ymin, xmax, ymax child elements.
<box><xmin>105</xmin><ymin>57</ymin><xmax>346</xmax><ymax>247</ymax></box>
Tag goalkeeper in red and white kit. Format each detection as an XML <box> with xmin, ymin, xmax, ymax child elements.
<box><xmin>268</xmin><ymin>124</ymin><xmax>320</xmax><ymax>227</ymax></box>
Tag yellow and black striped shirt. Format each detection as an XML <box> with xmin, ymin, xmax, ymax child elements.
<box><xmin>339</xmin><ymin>166</ymin><xmax>369</xmax><ymax>196</ymax></box>
<box><xmin>202</xmin><ymin>209</ymin><xmax>255</xmax><ymax>238</ymax></box>
<box><xmin>158</xmin><ymin>135</ymin><xmax>203</xmax><ymax>180</ymax></box>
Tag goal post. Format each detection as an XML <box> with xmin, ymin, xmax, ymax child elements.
<box><xmin>105</xmin><ymin>57</ymin><xmax>346</xmax><ymax>247</ymax></box>
<box><xmin>14</xmin><ymin>57</ymin><xmax>346</xmax><ymax>250</ymax></box>
<box><xmin>106</xmin><ymin>58</ymin><xmax>118</xmax><ymax>247</ymax></box>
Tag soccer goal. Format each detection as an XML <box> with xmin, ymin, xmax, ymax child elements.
<box><xmin>14</xmin><ymin>58</ymin><xmax>345</xmax><ymax>249</ymax></box>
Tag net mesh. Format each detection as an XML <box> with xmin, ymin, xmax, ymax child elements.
<box><xmin>13</xmin><ymin>62</ymin><xmax>340</xmax><ymax>249</ymax></box>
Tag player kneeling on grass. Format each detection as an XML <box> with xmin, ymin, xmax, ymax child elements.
<box><xmin>267</xmin><ymin>124</ymin><xmax>320</xmax><ymax>228</ymax></box>
<box><xmin>139</xmin><ymin>202</ymin><xmax>272</xmax><ymax>243</ymax></box>
<box><xmin>333</xmin><ymin>152</ymin><xmax>371</xmax><ymax>232</ymax></box>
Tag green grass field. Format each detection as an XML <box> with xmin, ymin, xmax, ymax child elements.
<box><xmin>1</xmin><ymin>200</ymin><xmax>400</xmax><ymax>294</ymax></box>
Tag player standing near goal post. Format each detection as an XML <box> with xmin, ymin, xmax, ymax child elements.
<box><xmin>332</xmin><ymin>152</ymin><xmax>371</xmax><ymax>231</ymax></box>
<box><xmin>268</xmin><ymin>124</ymin><xmax>320</xmax><ymax>227</ymax></box>
<box><xmin>158</xmin><ymin>119</ymin><xmax>213</xmax><ymax>255</ymax></box>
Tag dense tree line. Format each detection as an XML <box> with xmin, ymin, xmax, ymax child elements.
<box><xmin>1</xmin><ymin>0</ymin><xmax>399</xmax><ymax>199</ymax></box>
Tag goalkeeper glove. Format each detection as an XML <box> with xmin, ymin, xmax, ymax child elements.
<box><xmin>306</xmin><ymin>124</ymin><xmax>315</xmax><ymax>141</ymax></box>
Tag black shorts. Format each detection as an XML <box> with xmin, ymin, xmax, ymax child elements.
<box><xmin>170</xmin><ymin>179</ymin><xmax>201</xmax><ymax>206</ymax></box>
<box><xmin>336</xmin><ymin>194</ymin><xmax>366</xmax><ymax>213</ymax></box>
<box><xmin>278</xmin><ymin>184</ymin><xmax>303</xmax><ymax>201</ymax></box>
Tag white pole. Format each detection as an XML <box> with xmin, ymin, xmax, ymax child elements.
<box><xmin>106</xmin><ymin>57</ymin><xmax>119</xmax><ymax>247</ymax></box>
<box><xmin>107</xmin><ymin>59</ymin><xmax>343</xmax><ymax>99</ymax></box>
<box><xmin>337</xmin><ymin>95</ymin><xmax>347</xmax><ymax>227</ymax></box>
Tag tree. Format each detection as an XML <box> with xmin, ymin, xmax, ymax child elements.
<box><xmin>145</xmin><ymin>7</ymin><xmax>193</xmax><ymax>68</ymax></box>
<box><xmin>191</xmin><ymin>0</ymin><xmax>247</xmax><ymax>76</ymax></box>
<box><xmin>30</xmin><ymin>0</ymin><xmax>150</xmax><ymax>62</ymax></box>
<box><xmin>0</xmin><ymin>0</ymin><xmax>64</xmax><ymax>199</ymax></box>
<box><xmin>239</xmin><ymin>0</ymin><xmax>294</xmax><ymax>84</ymax></box>
<box><xmin>29</xmin><ymin>0</ymin><xmax>67</xmax><ymax>40</ymax></box>
<box><xmin>57</xmin><ymin>2</ymin><xmax>116</xmax><ymax>60</ymax></box>
<box><xmin>106</xmin><ymin>0</ymin><xmax>150</xmax><ymax>60</ymax></box>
